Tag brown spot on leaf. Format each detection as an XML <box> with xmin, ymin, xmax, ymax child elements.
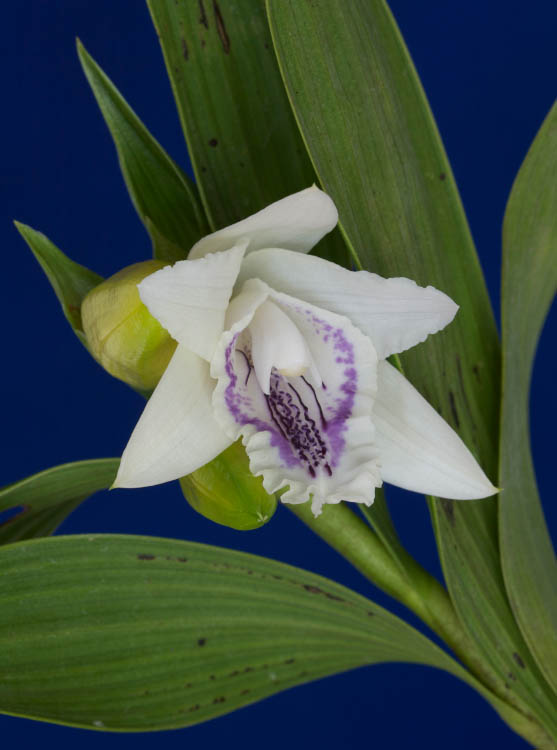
<box><xmin>212</xmin><ymin>1</ymin><xmax>230</xmax><ymax>53</ymax></box>
<box><xmin>440</xmin><ymin>498</ymin><xmax>455</xmax><ymax>526</ymax></box>
<box><xmin>304</xmin><ymin>584</ymin><xmax>322</xmax><ymax>594</ymax></box>
<box><xmin>513</xmin><ymin>652</ymin><xmax>526</xmax><ymax>669</ymax></box>
<box><xmin>303</xmin><ymin>583</ymin><xmax>346</xmax><ymax>602</ymax></box>
<box><xmin>199</xmin><ymin>0</ymin><xmax>209</xmax><ymax>28</ymax></box>
<box><xmin>448</xmin><ymin>390</ymin><xmax>460</xmax><ymax>428</ymax></box>
<box><xmin>284</xmin><ymin>658</ymin><xmax>295</xmax><ymax>664</ymax></box>
<box><xmin>508</xmin><ymin>672</ymin><xmax>517</xmax><ymax>681</ymax></box>
<box><xmin>213</xmin><ymin>696</ymin><xmax>226</xmax><ymax>704</ymax></box>
<box><xmin>198</xmin><ymin>638</ymin><xmax>206</xmax><ymax>646</ymax></box>
<box><xmin>137</xmin><ymin>553</ymin><xmax>156</xmax><ymax>561</ymax></box>
<box><xmin>240</xmin><ymin>689</ymin><xmax>250</xmax><ymax>695</ymax></box>
<box><xmin>439</xmin><ymin>173</ymin><xmax>446</xmax><ymax>181</ymax></box>
<box><xmin>181</xmin><ymin>37</ymin><xmax>189</xmax><ymax>61</ymax></box>
<box><xmin>208</xmin><ymin>138</ymin><xmax>218</xmax><ymax>147</ymax></box>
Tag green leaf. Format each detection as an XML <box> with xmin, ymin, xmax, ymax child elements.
<box><xmin>0</xmin><ymin>533</ymin><xmax>538</xmax><ymax>736</ymax></box>
<box><xmin>145</xmin><ymin>0</ymin><xmax>350</xmax><ymax>265</ymax></box>
<box><xmin>0</xmin><ymin>459</ymin><xmax>119</xmax><ymax>545</ymax></box>
<box><xmin>14</xmin><ymin>222</ymin><xmax>103</xmax><ymax>346</ymax></box>
<box><xmin>266</xmin><ymin>0</ymin><xmax>557</xmax><ymax>735</ymax></box>
<box><xmin>499</xmin><ymin>101</ymin><xmax>557</xmax><ymax>693</ymax></box>
<box><xmin>77</xmin><ymin>40</ymin><xmax>208</xmax><ymax>262</ymax></box>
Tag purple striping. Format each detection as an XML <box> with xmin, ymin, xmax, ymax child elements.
<box><xmin>222</xmin><ymin>315</ymin><xmax>358</xmax><ymax>478</ymax></box>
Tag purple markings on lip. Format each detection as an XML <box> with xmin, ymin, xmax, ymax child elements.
<box><xmin>222</xmin><ymin>316</ymin><xmax>357</xmax><ymax>479</ymax></box>
<box><xmin>224</xmin><ymin>335</ymin><xmax>299</xmax><ymax>468</ymax></box>
<box><xmin>326</xmin><ymin>327</ymin><xmax>356</xmax><ymax>468</ymax></box>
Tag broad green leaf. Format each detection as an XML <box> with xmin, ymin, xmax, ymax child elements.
<box><xmin>0</xmin><ymin>459</ymin><xmax>118</xmax><ymax>545</ymax></box>
<box><xmin>77</xmin><ymin>40</ymin><xmax>208</xmax><ymax>262</ymax></box>
<box><xmin>14</xmin><ymin>222</ymin><xmax>102</xmax><ymax>346</ymax></box>
<box><xmin>145</xmin><ymin>0</ymin><xmax>350</xmax><ymax>265</ymax></box>
<box><xmin>266</xmin><ymin>0</ymin><xmax>557</xmax><ymax>734</ymax></box>
<box><xmin>0</xmin><ymin>533</ymin><xmax>543</xmax><ymax>741</ymax></box>
<box><xmin>500</xmin><ymin>101</ymin><xmax>557</xmax><ymax>693</ymax></box>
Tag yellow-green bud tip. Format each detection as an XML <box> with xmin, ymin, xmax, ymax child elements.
<box><xmin>81</xmin><ymin>260</ymin><xmax>176</xmax><ymax>391</ymax></box>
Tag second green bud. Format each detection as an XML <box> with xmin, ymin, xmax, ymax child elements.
<box><xmin>180</xmin><ymin>440</ymin><xmax>277</xmax><ymax>531</ymax></box>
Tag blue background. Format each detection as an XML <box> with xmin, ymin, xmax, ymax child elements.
<box><xmin>2</xmin><ymin>1</ymin><xmax>556</xmax><ymax>747</ymax></box>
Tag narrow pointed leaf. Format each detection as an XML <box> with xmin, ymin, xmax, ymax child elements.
<box><xmin>266</xmin><ymin>0</ymin><xmax>557</xmax><ymax>733</ymax></box>
<box><xmin>145</xmin><ymin>0</ymin><xmax>350</xmax><ymax>266</ymax></box>
<box><xmin>0</xmin><ymin>459</ymin><xmax>119</xmax><ymax>545</ymax></box>
<box><xmin>14</xmin><ymin>222</ymin><xmax>102</xmax><ymax>346</ymax></box>
<box><xmin>0</xmin><ymin>534</ymin><xmax>537</xmax><ymax>737</ymax></box>
<box><xmin>77</xmin><ymin>40</ymin><xmax>208</xmax><ymax>261</ymax></box>
<box><xmin>500</xmin><ymin>101</ymin><xmax>557</xmax><ymax>693</ymax></box>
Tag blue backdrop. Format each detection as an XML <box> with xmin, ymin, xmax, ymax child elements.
<box><xmin>2</xmin><ymin>1</ymin><xmax>555</xmax><ymax>748</ymax></box>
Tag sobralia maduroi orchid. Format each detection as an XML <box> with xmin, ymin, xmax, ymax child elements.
<box><xmin>114</xmin><ymin>187</ymin><xmax>497</xmax><ymax>515</ymax></box>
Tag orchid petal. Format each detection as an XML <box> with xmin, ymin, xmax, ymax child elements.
<box><xmin>239</xmin><ymin>248</ymin><xmax>458</xmax><ymax>359</ymax></box>
<box><xmin>373</xmin><ymin>361</ymin><xmax>498</xmax><ymax>500</ymax></box>
<box><xmin>188</xmin><ymin>186</ymin><xmax>338</xmax><ymax>260</ymax></box>
<box><xmin>211</xmin><ymin>280</ymin><xmax>382</xmax><ymax>515</ymax></box>
<box><xmin>138</xmin><ymin>243</ymin><xmax>246</xmax><ymax>361</ymax></box>
<box><xmin>114</xmin><ymin>345</ymin><xmax>232</xmax><ymax>488</ymax></box>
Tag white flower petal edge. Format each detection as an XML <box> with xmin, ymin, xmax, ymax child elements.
<box><xmin>373</xmin><ymin>360</ymin><xmax>498</xmax><ymax>500</ymax></box>
<box><xmin>239</xmin><ymin>248</ymin><xmax>458</xmax><ymax>359</ymax></box>
<box><xmin>114</xmin><ymin>345</ymin><xmax>233</xmax><ymax>488</ymax></box>
<box><xmin>188</xmin><ymin>186</ymin><xmax>338</xmax><ymax>260</ymax></box>
<box><xmin>211</xmin><ymin>279</ymin><xmax>382</xmax><ymax>516</ymax></box>
<box><xmin>138</xmin><ymin>243</ymin><xmax>247</xmax><ymax>362</ymax></box>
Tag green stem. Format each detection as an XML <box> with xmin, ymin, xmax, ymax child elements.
<box><xmin>289</xmin><ymin>502</ymin><xmax>556</xmax><ymax>748</ymax></box>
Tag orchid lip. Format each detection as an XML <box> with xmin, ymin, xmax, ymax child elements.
<box><xmin>210</xmin><ymin>279</ymin><xmax>381</xmax><ymax>514</ymax></box>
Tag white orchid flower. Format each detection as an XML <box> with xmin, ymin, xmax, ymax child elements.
<box><xmin>114</xmin><ymin>186</ymin><xmax>497</xmax><ymax>515</ymax></box>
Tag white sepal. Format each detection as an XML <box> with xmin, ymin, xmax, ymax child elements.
<box><xmin>188</xmin><ymin>186</ymin><xmax>338</xmax><ymax>259</ymax></box>
<box><xmin>373</xmin><ymin>361</ymin><xmax>498</xmax><ymax>500</ymax></box>
<box><xmin>239</xmin><ymin>248</ymin><xmax>458</xmax><ymax>359</ymax></box>
<box><xmin>114</xmin><ymin>345</ymin><xmax>232</xmax><ymax>488</ymax></box>
<box><xmin>138</xmin><ymin>243</ymin><xmax>246</xmax><ymax>361</ymax></box>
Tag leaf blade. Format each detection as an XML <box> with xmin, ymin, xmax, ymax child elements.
<box><xmin>0</xmin><ymin>533</ymin><xmax>530</xmax><ymax>733</ymax></box>
<box><xmin>0</xmin><ymin>459</ymin><xmax>119</xmax><ymax>545</ymax></box>
<box><xmin>499</xmin><ymin>101</ymin><xmax>557</xmax><ymax>693</ymax></box>
<box><xmin>14</xmin><ymin>222</ymin><xmax>103</xmax><ymax>345</ymax></box>
<box><xmin>77</xmin><ymin>40</ymin><xmax>208</xmax><ymax>261</ymax></box>
<box><xmin>145</xmin><ymin>0</ymin><xmax>350</xmax><ymax>265</ymax></box>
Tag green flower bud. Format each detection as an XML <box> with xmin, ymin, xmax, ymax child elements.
<box><xmin>81</xmin><ymin>260</ymin><xmax>176</xmax><ymax>391</ymax></box>
<box><xmin>179</xmin><ymin>440</ymin><xmax>277</xmax><ymax>531</ymax></box>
